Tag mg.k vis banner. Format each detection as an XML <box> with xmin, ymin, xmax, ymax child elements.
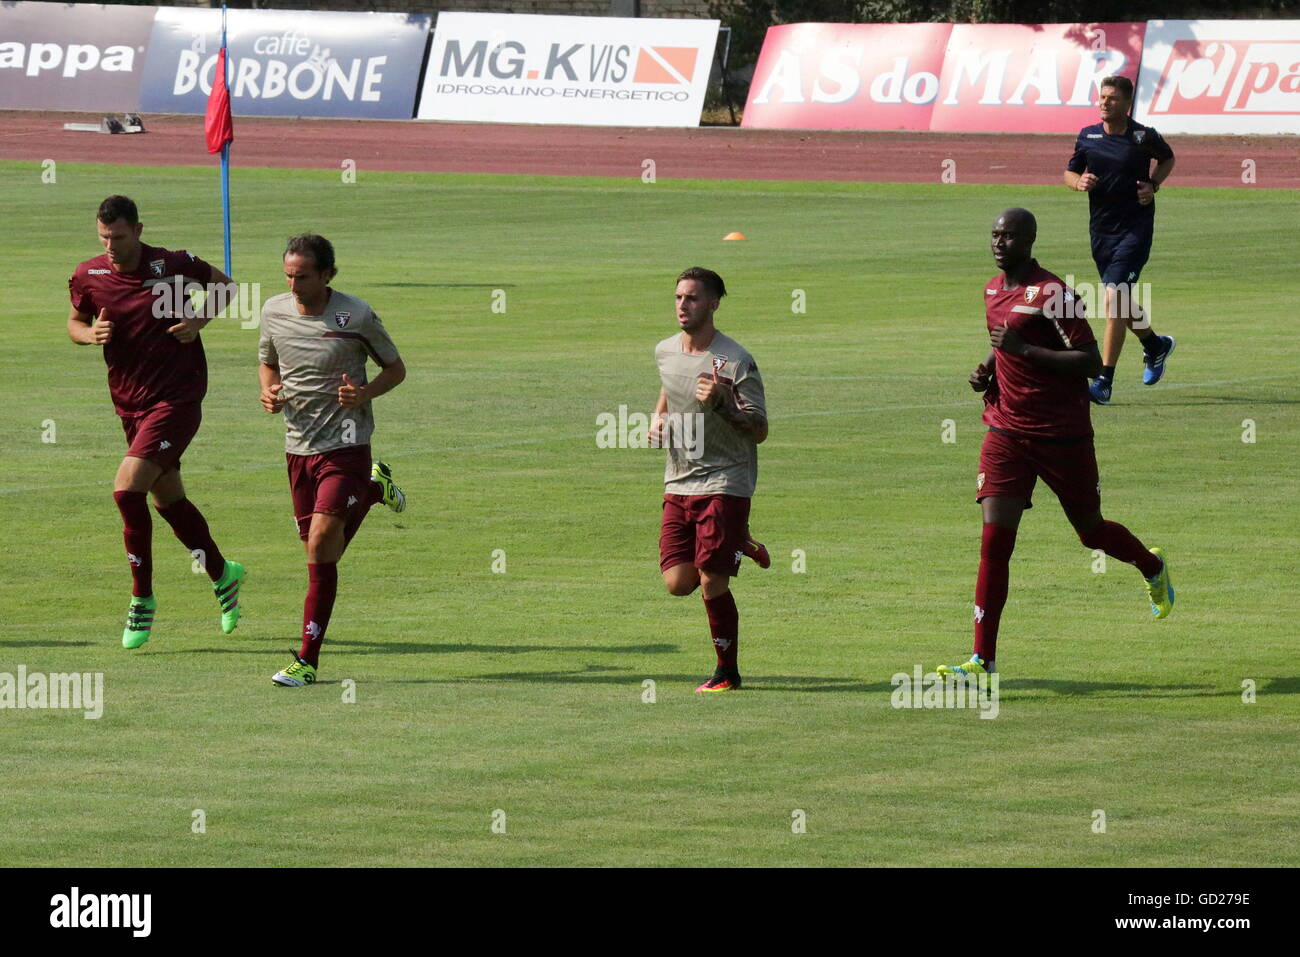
<box><xmin>138</xmin><ymin>7</ymin><xmax>431</xmax><ymax>119</ymax></box>
<box><xmin>743</xmin><ymin>21</ymin><xmax>1146</xmax><ymax>132</ymax></box>
<box><xmin>1136</xmin><ymin>20</ymin><xmax>1300</xmax><ymax>134</ymax></box>
<box><xmin>418</xmin><ymin>12</ymin><xmax>720</xmax><ymax>127</ymax></box>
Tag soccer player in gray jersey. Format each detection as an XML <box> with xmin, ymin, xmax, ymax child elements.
<box><xmin>258</xmin><ymin>234</ymin><xmax>407</xmax><ymax>687</ymax></box>
<box><xmin>651</xmin><ymin>267</ymin><xmax>769</xmax><ymax>693</ymax></box>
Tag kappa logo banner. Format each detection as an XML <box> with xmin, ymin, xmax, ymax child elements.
<box><xmin>418</xmin><ymin>13</ymin><xmax>719</xmax><ymax>127</ymax></box>
<box><xmin>138</xmin><ymin>6</ymin><xmax>431</xmax><ymax>119</ymax></box>
<box><xmin>743</xmin><ymin>21</ymin><xmax>1144</xmax><ymax>132</ymax></box>
<box><xmin>1136</xmin><ymin>20</ymin><xmax>1300</xmax><ymax>133</ymax></box>
<box><xmin>0</xmin><ymin>1</ymin><xmax>157</xmax><ymax>111</ymax></box>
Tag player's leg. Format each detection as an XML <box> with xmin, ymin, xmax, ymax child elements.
<box><xmin>272</xmin><ymin>512</ymin><xmax>343</xmax><ymax>688</ymax></box>
<box><xmin>114</xmin><ymin>453</ymin><xmax>163</xmax><ymax>648</ymax></box>
<box><xmin>692</xmin><ymin>495</ymin><xmax>748</xmax><ymax>692</ymax></box>
<box><xmin>1040</xmin><ymin>439</ymin><xmax>1173</xmax><ymax>619</ymax></box>
<box><xmin>150</xmin><ymin>467</ymin><xmax>244</xmax><ymax>634</ymax></box>
<box><xmin>940</xmin><ymin>431</ymin><xmax>1033</xmax><ymax>675</ymax></box>
<box><xmin>659</xmin><ymin>494</ymin><xmax>697</xmax><ymax>595</ymax></box>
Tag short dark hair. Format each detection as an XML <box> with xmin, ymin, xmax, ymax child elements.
<box><xmin>98</xmin><ymin>195</ymin><xmax>138</xmax><ymax>225</ymax></box>
<box><xmin>1100</xmin><ymin>75</ymin><xmax>1134</xmax><ymax>101</ymax></box>
<box><xmin>284</xmin><ymin>233</ymin><xmax>337</xmax><ymax>275</ymax></box>
<box><xmin>676</xmin><ymin>266</ymin><xmax>726</xmax><ymax>300</ymax></box>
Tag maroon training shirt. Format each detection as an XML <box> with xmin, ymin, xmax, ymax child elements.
<box><xmin>69</xmin><ymin>243</ymin><xmax>214</xmax><ymax>414</ymax></box>
<box><xmin>981</xmin><ymin>260</ymin><xmax>1096</xmax><ymax>440</ymax></box>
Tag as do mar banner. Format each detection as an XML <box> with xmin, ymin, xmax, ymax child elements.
<box><xmin>138</xmin><ymin>6</ymin><xmax>431</xmax><ymax>119</ymax></box>
<box><xmin>743</xmin><ymin>21</ymin><xmax>1145</xmax><ymax>132</ymax></box>
<box><xmin>1136</xmin><ymin>20</ymin><xmax>1300</xmax><ymax>134</ymax></box>
<box><xmin>418</xmin><ymin>12</ymin><xmax>719</xmax><ymax>127</ymax></box>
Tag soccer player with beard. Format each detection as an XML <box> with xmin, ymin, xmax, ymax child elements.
<box><xmin>67</xmin><ymin>195</ymin><xmax>244</xmax><ymax>649</ymax></box>
<box><xmin>651</xmin><ymin>267</ymin><xmax>769</xmax><ymax>693</ymax></box>
<box><xmin>937</xmin><ymin>209</ymin><xmax>1174</xmax><ymax>679</ymax></box>
<box><xmin>1065</xmin><ymin>74</ymin><xmax>1176</xmax><ymax>405</ymax></box>
<box><xmin>258</xmin><ymin>234</ymin><xmax>407</xmax><ymax>687</ymax></box>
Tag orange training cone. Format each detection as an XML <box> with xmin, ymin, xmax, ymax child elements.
<box><xmin>723</xmin><ymin>232</ymin><xmax>747</xmax><ymax>241</ymax></box>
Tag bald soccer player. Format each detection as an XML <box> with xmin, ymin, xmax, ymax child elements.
<box><xmin>651</xmin><ymin>266</ymin><xmax>769</xmax><ymax>693</ymax></box>
<box><xmin>258</xmin><ymin>234</ymin><xmax>407</xmax><ymax>687</ymax></box>
<box><xmin>68</xmin><ymin>194</ymin><xmax>244</xmax><ymax>649</ymax></box>
<box><xmin>938</xmin><ymin>209</ymin><xmax>1174</xmax><ymax>679</ymax></box>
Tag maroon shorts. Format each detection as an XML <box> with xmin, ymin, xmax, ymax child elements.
<box><xmin>659</xmin><ymin>493</ymin><xmax>751</xmax><ymax>577</ymax></box>
<box><xmin>120</xmin><ymin>402</ymin><xmax>202</xmax><ymax>472</ymax></box>
<box><xmin>286</xmin><ymin>444</ymin><xmax>372</xmax><ymax>541</ymax></box>
<box><xmin>976</xmin><ymin>428</ymin><xmax>1100</xmax><ymax>514</ymax></box>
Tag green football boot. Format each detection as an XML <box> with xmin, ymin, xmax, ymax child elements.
<box><xmin>371</xmin><ymin>460</ymin><xmax>406</xmax><ymax>513</ymax></box>
<box><xmin>213</xmin><ymin>560</ymin><xmax>245</xmax><ymax>634</ymax></box>
<box><xmin>122</xmin><ymin>595</ymin><xmax>157</xmax><ymax>649</ymax></box>
<box><xmin>1145</xmin><ymin>547</ymin><xmax>1174</xmax><ymax>619</ymax></box>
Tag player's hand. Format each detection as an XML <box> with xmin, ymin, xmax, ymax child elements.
<box><xmin>338</xmin><ymin>373</ymin><xmax>368</xmax><ymax>408</ymax></box>
<box><xmin>694</xmin><ymin>373</ymin><xmax>731</xmax><ymax>407</ymax></box>
<box><xmin>1136</xmin><ymin>180</ymin><xmax>1156</xmax><ymax>205</ymax></box>
<box><xmin>990</xmin><ymin>322</ymin><xmax>1027</xmax><ymax>357</ymax></box>
<box><xmin>260</xmin><ymin>382</ymin><xmax>285</xmax><ymax>414</ymax></box>
<box><xmin>92</xmin><ymin>308</ymin><xmax>113</xmax><ymax>345</ymax></box>
<box><xmin>969</xmin><ymin>364</ymin><xmax>992</xmax><ymax>392</ymax></box>
<box><xmin>1076</xmin><ymin>172</ymin><xmax>1098</xmax><ymax>192</ymax></box>
<box><xmin>167</xmin><ymin>316</ymin><xmax>204</xmax><ymax>343</ymax></box>
<box><xmin>648</xmin><ymin>412</ymin><xmax>666</xmax><ymax>448</ymax></box>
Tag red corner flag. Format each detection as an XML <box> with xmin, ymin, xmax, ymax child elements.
<box><xmin>205</xmin><ymin>46</ymin><xmax>234</xmax><ymax>155</ymax></box>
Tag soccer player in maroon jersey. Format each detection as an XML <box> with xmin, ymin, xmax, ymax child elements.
<box><xmin>937</xmin><ymin>208</ymin><xmax>1174</xmax><ymax>679</ymax></box>
<box><xmin>67</xmin><ymin>195</ymin><xmax>244</xmax><ymax>649</ymax></box>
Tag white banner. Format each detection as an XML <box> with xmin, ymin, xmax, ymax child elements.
<box><xmin>418</xmin><ymin>13</ymin><xmax>719</xmax><ymax>127</ymax></box>
<box><xmin>1136</xmin><ymin>19</ymin><xmax>1300</xmax><ymax>134</ymax></box>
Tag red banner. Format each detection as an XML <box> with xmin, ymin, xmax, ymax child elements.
<box><xmin>743</xmin><ymin>21</ymin><xmax>1145</xmax><ymax>133</ymax></box>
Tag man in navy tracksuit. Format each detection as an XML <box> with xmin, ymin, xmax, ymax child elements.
<box><xmin>1065</xmin><ymin>75</ymin><xmax>1177</xmax><ymax>405</ymax></box>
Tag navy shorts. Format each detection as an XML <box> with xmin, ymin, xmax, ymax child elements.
<box><xmin>1091</xmin><ymin>224</ymin><xmax>1153</xmax><ymax>286</ymax></box>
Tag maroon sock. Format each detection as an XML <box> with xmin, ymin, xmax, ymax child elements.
<box><xmin>155</xmin><ymin>497</ymin><xmax>226</xmax><ymax>580</ymax></box>
<box><xmin>703</xmin><ymin>590</ymin><xmax>739</xmax><ymax>669</ymax></box>
<box><xmin>1078</xmin><ymin>520</ymin><xmax>1161</xmax><ymax>579</ymax></box>
<box><xmin>113</xmin><ymin>490</ymin><xmax>153</xmax><ymax>598</ymax></box>
<box><xmin>299</xmin><ymin>562</ymin><xmax>338</xmax><ymax>667</ymax></box>
<box><xmin>974</xmin><ymin>523</ymin><xmax>1016</xmax><ymax>665</ymax></box>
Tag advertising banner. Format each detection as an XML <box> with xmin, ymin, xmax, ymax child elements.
<box><xmin>742</xmin><ymin>22</ymin><xmax>951</xmax><ymax>130</ymax></box>
<box><xmin>138</xmin><ymin>6</ymin><xmax>431</xmax><ymax>119</ymax></box>
<box><xmin>0</xmin><ymin>1</ymin><xmax>157</xmax><ymax>111</ymax></box>
<box><xmin>743</xmin><ymin>21</ymin><xmax>1145</xmax><ymax>133</ymax></box>
<box><xmin>1136</xmin><ymin>19</ymin><xmax>1300</xmax><ymax>134</ymax></box>
<box><xmin>418</xmin><ymin>13</ymin><xmax>719</xmax><ymax>127</ymax></box>
<box><xmin>930</xmin><ymin>22</ymin><xmax>1144</xmax><ymax>132</ymax></box>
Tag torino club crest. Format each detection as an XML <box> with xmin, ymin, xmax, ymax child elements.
<box><xmin>333</xmin><ymin>312</ymin><xmax>351</xmax><ymax>329</ymax></box>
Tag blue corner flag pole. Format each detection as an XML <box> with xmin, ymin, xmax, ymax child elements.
<box><xmin>220</xmin><ymin>3</ymin><xmax>232</xmax><ymax>277</ymax></box>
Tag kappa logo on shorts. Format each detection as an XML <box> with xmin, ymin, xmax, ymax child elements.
<box><xmin>149</xmin><ymin>259</ymin><xmax>166</xmax><ymax>278</ymax></box>
<box><xmin>334</xmin><ymin>312</ymin><xmax>352</xmax><ymax>329</ymax></box>
<box><xmin>347</xmin><ymin>495</ymin><xmax>358</xmax><ymax>507</ymax></box>
<box><xmin>158</xmin><ymin>440</ymin><xmax>171</xmax><ymax>451</ymax></box>
<box><xmin>977</xmin><ymin>471</ymin><xmax>986</xmax><ymax>492</ymax></box>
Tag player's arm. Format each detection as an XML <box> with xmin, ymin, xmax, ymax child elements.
<box><xmin>68</xmin><ymin>305</ymin><xmax>112</xmax><ymax>345</ymax></box>
<box><xmin>338</xmin><ymin>357</ymin><xmax>406</xmax><ymax>409</ymax></box>
<box><xmin>259</xmin><ymin>362</ymin><xmax>285</xmax><ymax>414</ymax></box>
<box><xmin>649</xmin><ymin>388</ymin><xmax>668</xmax><ymax>446</ymax></box>
<box><xmin>1064</xmin><ymin>169</ymin><xmax>1097</xmax><ymax>192</ymax></box>
<box><xmin>991</xmin><ymin>323</ymin><xmax>1101</xmax><ymax>376</ymax></box>
<box><xmin>703</xmin><ymin>373</ymin><xmax>768</xmax><ymax>444</ymax></box>
<box><xmin>168</xmin><ymin>265</ymin><xmax>236</xmax><ymax>342</ymax></box>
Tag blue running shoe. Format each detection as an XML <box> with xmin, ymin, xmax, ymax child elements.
<box><xmin>1089</xmin><ymin>378</ymin><xmax>1112</xmax><ymax>405</ymax></box>
<box><xmin>1142</xmin><ymin>335</ymin><xmax>1175</xmax><ymax>386</ymax></box>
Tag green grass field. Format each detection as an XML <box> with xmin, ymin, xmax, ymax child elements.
<box><xmin>1</xmin><ymin>160</ymin><xmax>1297</xmax><ymax>866</ymax></box>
